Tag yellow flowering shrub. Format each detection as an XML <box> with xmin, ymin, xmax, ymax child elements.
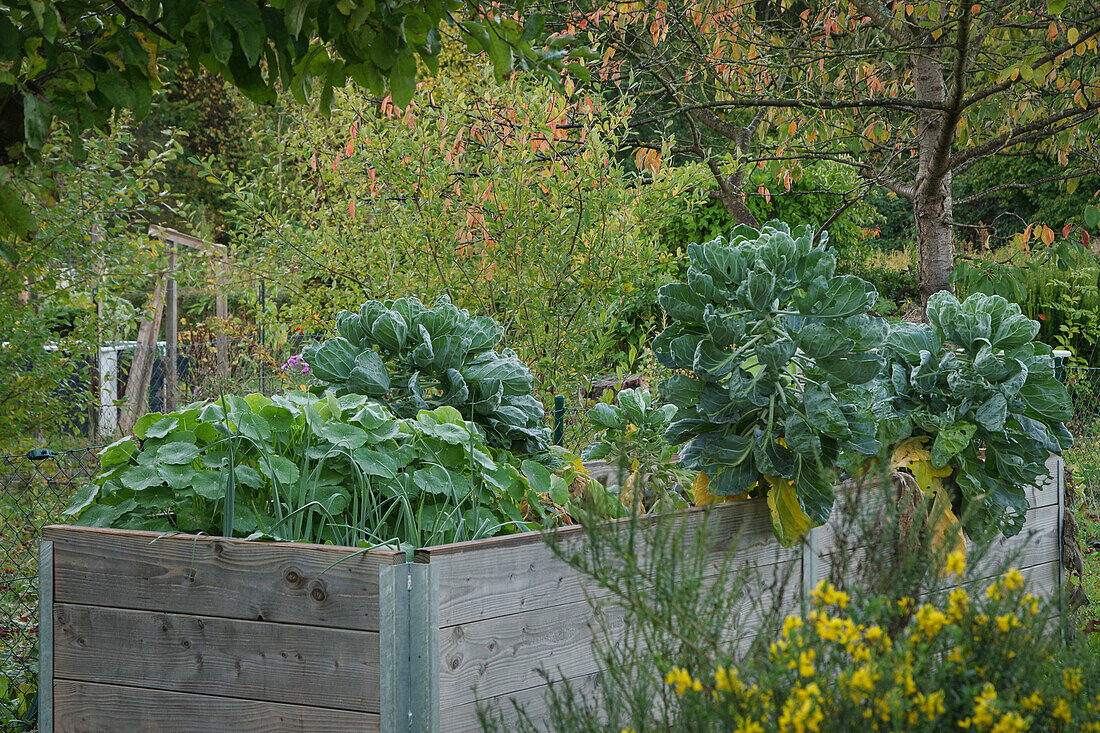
<box><xmin>656</xmin><ymin>574</ymin><xmax>1100</xmax><ymax>732</ymax></box>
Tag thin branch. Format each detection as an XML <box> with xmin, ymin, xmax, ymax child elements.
<box><xmin>956</xmin><ymin>171</ymin><xmax>1092</xmax><ymax>205</ymax></box>
<box><xmin>949</xmin><ymin>101</ymin><xmax>1100</xmax><ymax>169</ymax></box>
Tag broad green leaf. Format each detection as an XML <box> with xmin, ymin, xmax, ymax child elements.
<box><xmin>234</xmin><ymin>412</ymin><xmax>271</xmax><ymax>442</ymax></box>
<box><xmin>588</xmin><ymin>403</ymin><xmax>621</xmax><ymax>429</ymax></box>
<box><xmin>100</xmin><ymin>437</ymin><xmax>137</xmax><ymax>469</ymax></box>
<box><xmin>303</xmin><ymin>337</ymin><xmax>358</xmax><ymax>383</ymax></box>
<box><xmin>796</xmin><ymin>322</ymin><xmax>852</xmax><ymax>359</ymax></box>
<box><xmin>348</xmin><ymin>350</ymin><xmax>390</xmax><ymax>396</ymax></box>
<box><xmin>817</xmin><ymin>352</ymin><xmax>883</xmax><ymax>385</ymax></box>
<box><xmin>121</xmin><ymin>465</ymin><xmax>164</xmax><ymax>492</ymax></box>
<box><xmin>658</xmin><ymin>283</ymin><xmax>707</xmax><ymax>323</ymax></box>
<box><xmin>930</xmin><ymin>421</ymin><xmax>977</xmax><ymax>468</ymax></box>
<box><xmin>803</xmin><ymin>386</ymin><xmax>850</xmax><ymax>439</ymax></box>
<box><xmin>63</xmin><ymin>483</ymin><xmax>100</xmax><ymax>516</ymax></box>
<box><xmin>155</xmin><ymin>442</ymin><xmax>199</xmax><ymax>465</ymax></box>
<box><xmin>521</xmin><ymin>460</ymin><xmax>552</xmax><ymax>494</ymax></box>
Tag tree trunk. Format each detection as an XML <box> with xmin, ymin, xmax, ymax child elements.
<box><xmin>708</xmin><ymin>162</ymin><xmax>760</xmax><ymax>227</ymax></box>
<box><xmin>912</xmin><ymin>53</ymin><xmax>956</xmax><ymax>312</ymax></box>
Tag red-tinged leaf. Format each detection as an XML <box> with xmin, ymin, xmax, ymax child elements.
<box><xmin>1063</xmin><ymin>223</ymin><xmax>1073</xmax><ymax>237</ymax></box>
<box><xmin>310</xmin><ymin>152</ymin><xmax>317</xmax><ymax>171</ymax></box>
<box><xmin>345</xmin><ymin>138</ymin><xmax>354</xmax><ymax>158</ymax></box>
<box><xmin>349</xmin><ymin>199</ymin><xmax>355</xmax><ymax>218</ymax></box>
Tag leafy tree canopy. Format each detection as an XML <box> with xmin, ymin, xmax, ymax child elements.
<box><xmin>0</xmin><ymin>0</ymin><xmax>589</xmax><ymax>262</ymax></box>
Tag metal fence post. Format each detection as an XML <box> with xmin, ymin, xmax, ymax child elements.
<box><xmin>380</xmin><ymin>563</ymin><xmax>440</xmax><ymax>733</ymax></box>
<box><xmin>552</xmin><ymin>395</ymin><xmax>565</xmax><ymax>446</ymax></box>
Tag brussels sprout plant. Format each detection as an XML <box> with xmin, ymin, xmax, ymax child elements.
<box><xmin>654</xmin><ymin>223</ymin><xmax>886</xmax><ymax>545</ymax></box>
<box><xmin>876</xmin><ymin>291</ymin><xmax>1073</xmax><ymax>541</ymax></box>
<box><xmin>302</xmin><ymin>296</ymin><xmax>550</xmax><ymax>455</ymax></box>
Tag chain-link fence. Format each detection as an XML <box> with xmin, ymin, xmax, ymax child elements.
<box><xmin>0</xmin><ymin>448</ymin><xmax>100</xmax><ymax>730</ymax></box>
<box><xmin>1064</xmin><ymin>367</ymin><xmax>1100</xmax><ymax>519</ymax></box>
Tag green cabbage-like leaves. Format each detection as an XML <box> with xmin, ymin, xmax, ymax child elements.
<box><xmin>656</xmin><ymin>222</ymin><xmax>885</xmax><ymax>545</ymax></box>
<box><xmin>876</xmin><ymin>291</ymin><xmax>1072</xmax><ymax>540</ymax></box>
<box><xmin>302</xmin><ymin>296</ymin><xmax>549</xmax><ymax>455</ymax></box>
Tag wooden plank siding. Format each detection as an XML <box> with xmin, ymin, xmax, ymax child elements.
<box><xmin>43</xmin><ymin>525</ymin><xmax>404</xmax><ymax>631</ymax></box>
<box><xmin>52</xmin><ymin>604</ymin><xmax>381</xmax><ymax>711</ymax></box>
<box><xmin>53</xmin><ymin>680</ymin><xmax>380</xmax><ymax>733</ymax></box>
<box><xmin>43</xmin><ymin>526</ymin><xmax>401</xmax><ymax>729</ymax></box>
<box><xmin>428</xmin><ymin>496</ymin><xmax>806</xmax><ymax>727</ymax></box>
<box><xmin>41</xmin><ymin>458</ymin><xmax>1064</xmax><ymax>732</ymax></box>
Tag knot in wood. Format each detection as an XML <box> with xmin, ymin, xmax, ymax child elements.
<box><xmin>309</xmin><ymin>581</ymin><xmax>327</xmax><ymax>602</ymax></box>
<box><xmin>284</xmin><ymin>568</ymin><xmax>301</xmax><ymax>585</ymax></box>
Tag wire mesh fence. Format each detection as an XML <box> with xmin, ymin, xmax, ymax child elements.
<box><xmin>0</xmin><ymin>447</ymin><xmax>100</xmax><ymax>730</ymax></box>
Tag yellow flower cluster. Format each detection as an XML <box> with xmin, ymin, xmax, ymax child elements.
<box><xmin>809</xmin><ymin>579</ymin><xmax>850</xmax><ymax>608</ymax></box>
<box><xmin>661</xmin><ymin>567</ymin><xmax>1089</xmax><ymax>731</ymax></box>
<box><xmin>778</xmin><ymin>682</ymin><xmax>823</xmax><ymax>733</ymax></box>
<box><xmin>665</xmin><ymin>666</ymin><xmax>702</xmax><ymax>695</ymax></box>
<box><xmin>945</xmin><ymin>549</ymin><xmax>967</xmax><ymax>575</ymax></box>
<box><xmin>985</xmin><ymin>569</ymin><xmax>1025</xmax><ymax>600</ymax></box>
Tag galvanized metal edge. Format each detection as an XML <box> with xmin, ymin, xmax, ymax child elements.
<box><xmin>408</xmin><ymin>564</ymin><xmax>440</xmax><ymax>733</ymax></box>
<box><xmin>1056</xmin><ymin>455</ymin><xmax>1065</xmax><ymax>635</ymax></box>
<box><xmin>800</xmin><ymin>526</ymin><xmax>819</xmax><ymax>611</ymax></box>
<box><xmin>39</xmin><ymin>540</ymin><xmax>53</xmax><ymax>733</ymax></box>
<box><xmin>379</xmin><ymin>564</ymin><xmax>410</xmax><ymax>733</ymax></box>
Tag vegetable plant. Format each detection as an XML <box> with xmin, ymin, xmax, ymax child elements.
<box><xmin>65</xmin><ymin>391</ymin><xmax>552</xmax><ymax>550</ymax></box>
<box><xmin>654</xmin><ymin>222</ymin><xmax>886</xmax><ymax>545</ymax></box>
<box><xmin>876</xmin><ymin>291</ymin><xmax>1073</xmax><ymax>541</ymax></box>
<box><xmin>302</xmin><ymin>296</ymin><xmax>550</xmax><ymax>455</ymax></box>
<box><xmin>582</xmin><ymin>388</ymin><xmax>691</xmax><ymax>513</ymax></box>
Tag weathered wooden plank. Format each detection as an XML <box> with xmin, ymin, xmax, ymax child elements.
<box><xmin>39</xmin><ymin>540</ymin><xmax>53</xmax><ymax>733</ymax></box>
<box><xmin>817</xmin><ymin>458</ymin><xmax>1061</xmax><ymax>559</ymax></box>
<box><xmin>44</xmin><ymin>525</ymin><xmax>403</xmax><ymax>631</ymax></box>
<box><xmin>437</xmin><ymin>560</ymin><xmax>801</xmax><ymax>710</ymax></box>
<box><xmin>53</xmin><ymin>680</ymin><xmax>380</xmax><ymax>733</ymax></box>
<box><xmin>423</xmin><ymin>499</ymin><xmax>798</xmax><ymax>627</ymax></box>
<box><xmin>53</xmin><ymin>603</ymin><xmax>380</xmax><ymax>712</ymax></box>
<box><xmin>443</xmin><ymin>669</ymin><xmax>603</xmax><ymax>733</ymax></box>
<box><xmin>815</xmin><ymin>502</ymin><xmax>1060</xmax><ymax>588</ymax></box>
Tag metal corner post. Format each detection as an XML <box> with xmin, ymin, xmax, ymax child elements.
<box><xmin>800</xmin><ymin>526</ymin><xmax>819</xmax><ymax>611</ymax></box>
<box><xmin>380</xmin><ymin>563</ymin><xmax>440</xmax><ymax>733</ymax></box>
<box><xmin>39</xmin><ymin>539</ymin><xmax>54</xmax><ymax>733</ymax></box>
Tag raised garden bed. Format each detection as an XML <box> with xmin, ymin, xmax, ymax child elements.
<box><xmin>38</xmin><ymin>456</ymin><xmax>1064</xmax><ymax>733</ymax></box>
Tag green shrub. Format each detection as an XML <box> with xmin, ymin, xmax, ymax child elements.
<box><xmin>482</xmin><ymin>475</ymin><xmax>1099</xmax><ymax>733</ymax></box>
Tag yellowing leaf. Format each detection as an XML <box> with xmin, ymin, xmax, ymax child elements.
<box><xmin>693</xmin><ymin>471</ymin><xmax>717</xmax><ymax>506</ymax></box>
<box><xmin>766</xmin><ymin>476</ymin><xmax>811</xmax><ymax>547</ymax></box>
<box><xmin>929</xmin><ymin>487</ymin><xmax>967</xmax><ymax>565</ymax></box>
<box><xmin>890</xmin><ymin>436</ymin><xmax>931</xmax><ymax>470</ymax></box>
<box><xmin>1068</xmin><ymin>27</ymin><xmax>1080</xmax><ymax>45</ymax></box>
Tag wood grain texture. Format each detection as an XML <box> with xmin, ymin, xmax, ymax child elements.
<box><xmin>425</xmin><ymin>498</ymin><xmax>799</xmax><ymax>627</ymax></box>
<box><xmin>53</xmin><ymin>680</ymin><xmax>380</xmax><ymax>733</ymax></box>
<box><xmin>815</xmin><ymin>458</ymin><xmax>1061</xmax><ymax>559</ymax></box>
<box><xmin>44</xmin><ymin>525</ymin><xmax>402</xmax><ymax>631</ymax></box>
<box><xmin>442</xmin><ymin>669</ymin><xmax>603</xmax><ymax>733</ymax></box>
<box><xmin>437</xmin><ymin>560</ymin><xmax>801</xmax><ymax>710</ymax></box>
<box><xmin>53</xmin><ymin>603</ymin><xmax>380</xmax><ymax>712</ymax></box>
